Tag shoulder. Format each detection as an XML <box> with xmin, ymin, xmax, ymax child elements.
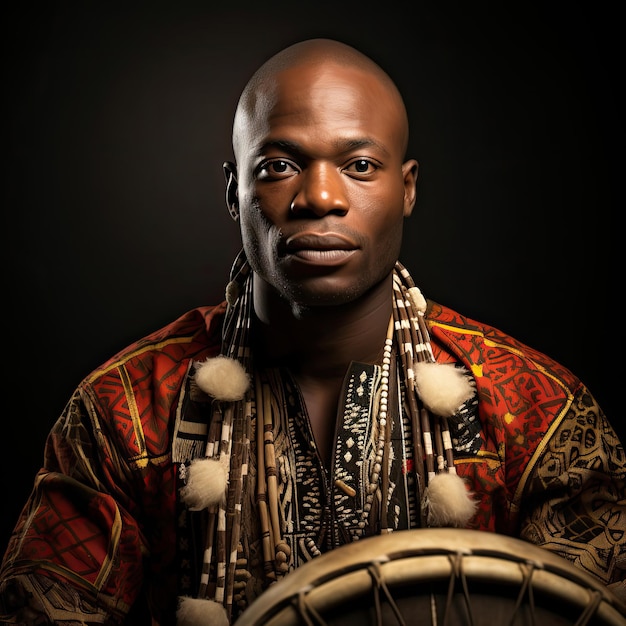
<box><xmin>87</xmin><ymin>303</ymin><xmax>227</xmax><ymax>381</ymax></box>
<box><xmin>426</xmin><ymin>300</ymin><xmax>593</xmax><ymax>473</ymax></box>
<box><xmin>425</xmin><ymin>299</ymin><xmax>579</xmax><ymax>385</ymax></box>
<box><xmin>425</xmin><ymin>299</ymin><xmax>581</xmax><ymax>395</ymax></box>
<box><xmin>69</xmin><ymin>304</ymin><xmax>228</xmax><ymax>458</ymax></box>
<box><xmin>76</xmin><ymin>303</ymin><xmax>228</xmax><ymax>408</ymax></box>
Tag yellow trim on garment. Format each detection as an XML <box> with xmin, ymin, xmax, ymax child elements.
<box><xmin>86</xmin><ymin>336</ymin><xmax>194</xmax><ymax>383</ymax></box>
<box><xmin>94</xmin><ymin>504</ymin><xmax>122</xmax><ymax>589</ymax></box>
<box><xmin>118</xmin><ymin>364</ymin><xmax>148</xmax><ymax>469</ymax></box>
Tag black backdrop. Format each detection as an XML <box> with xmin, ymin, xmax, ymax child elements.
<box><xmin>2</xmin><ymin>2</ymin><xmax>621</xmax><ymax>557</ymax></box>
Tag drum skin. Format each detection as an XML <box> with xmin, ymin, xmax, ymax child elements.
<box><xmin>236</xmin><ymin>529</ymin><xmax>626</xmax><ymax>626</ymax></box>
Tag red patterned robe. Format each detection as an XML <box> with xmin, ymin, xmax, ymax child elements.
<box><xmin>1</xmin><ymin>300</ymin><xmax>624</xmax><ymax>624</ymax></box>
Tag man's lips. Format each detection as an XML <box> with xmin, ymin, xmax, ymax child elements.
<box><xmin>284</xmin><ymin>233</ymin><xmax>357</xmax><ymax>251</ymax></box>
<box><xmin>282</xmin><ymin>233</ymin><xmax>358</xmax><ymax>265</ymax></box>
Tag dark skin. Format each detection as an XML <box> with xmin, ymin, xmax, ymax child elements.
<box><xmin>224</xmin><ymin>39</ymin><xmax>418</xmax><ymax>465</ymax></box>
<box><xmin>250</xmin><ymin>275</ymin><xmax>395</xmax><ymax>465</ymax></box>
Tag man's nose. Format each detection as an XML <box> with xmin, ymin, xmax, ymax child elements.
<box><xmin>290</xmin><ymin>163</ymin><xmax>349</xmax><ymax>216</ymax></box>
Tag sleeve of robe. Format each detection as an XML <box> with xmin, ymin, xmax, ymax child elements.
<box><xmin>0</xmin><ymin>305</ymin><xmax>225</xmax><ymax>625</ymax></box>
<box><xmin>426</xmin><ymin>300</ymin><xmax>626</xmax><ymax>605</ymax></box>
<box><xmin>517</xmin><ymin>386</ymin><xmax>626</xmax><ymax>602</ymax></box>
<box><xmin>0</xmin><ymin>386</ymin><xmax>150</xmax><ymax>624</ymax></box>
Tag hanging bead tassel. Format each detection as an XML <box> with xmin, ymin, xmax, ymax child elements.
<box><xmin>412</xmin><ymin>358</ymin><xmax>477</xmax><ymax>527</ymax></box>
<box><xmin>177</xmin><ymin>596</ymin><xmax>230</xmax><ymax>626</ymax></box>
<box><xmin>395</xmin><ymin>263</ymin><xmax>478</xmax><ymax>529</ymax></box>
<box><xmin>195</xmin><ymin>356</ymin><xmax>250</xmax><ymax>402</ymax></box>
<box><xmin>179</xmin><ymin>457</ymin><xmax>229</xmax><ymax>510</ymax></box>
<box><xmin>414</xmin><ymin>361</ymin><xmax>474</xmax><ymax>418</ymax></box>
<box><xmin>422</xmin><ymin>472</ymin><xmax>477</xmax><ymax>527</ymax></box>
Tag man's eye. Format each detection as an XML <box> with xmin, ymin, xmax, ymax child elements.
<box><xmin>345</xmin><ymin>159</ymin><xmax>377</xmax><ymax>175</ymax></box>
<box><xmin>257</xmin><ymin>159</ymin><xmax>297</xmax><ymax>180</ymax></box>
<box><xmin>270</xmin><ymin>160</ymin><xmax>289</xmax><ymax>173</ymax></box>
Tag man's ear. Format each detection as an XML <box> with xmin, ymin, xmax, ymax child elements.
<box><xmin>402</xmin><ymin>159</ymin><xmax>419</xmax><ymax>217</ymax></box>
<box><xmin>223</xmin><ymin>161</ymin><xmax>239</xmax><ymax>221</ymax></box>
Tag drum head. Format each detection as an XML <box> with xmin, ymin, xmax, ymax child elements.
<box><xmin>237</xmin><ymin>529</ymin><xmax>625</xmax><ymax>626</ymax></box>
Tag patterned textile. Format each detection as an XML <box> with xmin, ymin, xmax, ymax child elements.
<box><xmin>1</xmin><ymin>297</ymin><xmax>624</xmax><ymax>624</ymax></box>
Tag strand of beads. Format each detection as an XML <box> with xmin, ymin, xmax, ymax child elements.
<box><xmin>361</xmin><ymin>316</ymin><xmax>395</xmax><ymax>526</ymax></box>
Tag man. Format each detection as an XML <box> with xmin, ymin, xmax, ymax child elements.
<box><xmin>1</xmin><ymin>38</ymin><xmax>624</xmax><ymax>625</ymax></box>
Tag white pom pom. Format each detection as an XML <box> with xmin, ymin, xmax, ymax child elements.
<box><xmin>423</xmin><ymin>472</ymin><xmax>477</xmax><ymax>527</ymax></box>
<box><xmin>195</xmin><ymin>356</ymin><xmax>250</xmax><ymax>401</ymax></box>
<box><xmin>407</xmin><ymin>286</ymin><xmax>427</xmax><ymax>313</ymax></box>
<box><xmin>414</xmin><ymin>362</ymin><xmax>474</xmax><ymax>417</ymax></box>
<box><xmin>177</xmin><ymin>596</ymin><xmax>229</xmax><ymax>626</ymax></box>
<box><xmin>225</xmin><ymin>280</ymin><xmax>239</xmax><ymax>305</ymax></box>
<box><xmin>179</xmin><ymin>457</ymin><xmax>228</xmax><ymax>510</ymax></box>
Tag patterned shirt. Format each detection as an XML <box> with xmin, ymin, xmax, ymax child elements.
<box><xmin>1</xmin><ymin>300</ymin><xmax>624</xmax><ymax>624</ymax></box>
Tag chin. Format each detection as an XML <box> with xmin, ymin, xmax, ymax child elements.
<box><xmin>274</xmin><ymin>267</ymin><xmax>393</xmax><ymax>316</ymax></box>
<box><xmin>285</xmin><ymin>286</ymin><xmax>365</xmax><ymax>318</ymax></box>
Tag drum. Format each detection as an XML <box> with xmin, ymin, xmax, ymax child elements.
<box><xmin>236</xmin><ymin>529</ymin><xmax>625</xmax><ymax>626</ymax></box>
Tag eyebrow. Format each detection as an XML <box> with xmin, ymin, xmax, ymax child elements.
<box><xmin>259</xmin><ymin>137</ymin><xmax>390</xmax><ymax>158</ymax></box>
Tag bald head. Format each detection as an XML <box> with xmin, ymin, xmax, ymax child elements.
<box><xmin>232</xmin><ymin>38</ymin><xmax>410</xmax><ymax>161</ymax></box>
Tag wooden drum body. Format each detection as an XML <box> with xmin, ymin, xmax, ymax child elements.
<box><xmin>237</xmin><ymin>529</ymin><xmax>626</xmax><ymax>626</ymax></box>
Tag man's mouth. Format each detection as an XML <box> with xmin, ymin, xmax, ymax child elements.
<box><xmin>283</xmin><ymin>233</ymin><xmax>358</xmax><ymax>265</ymax></box>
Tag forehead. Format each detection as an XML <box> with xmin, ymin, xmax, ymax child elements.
<box><xmin>235</xmin><ymin>61</ymin><xmax>407</xmax><ymax>158</ymax></box>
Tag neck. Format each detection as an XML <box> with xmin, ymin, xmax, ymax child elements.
<box><xmin>251</xmin><ymin>273</ymin><xmax>394</xmax><ymax>378</ymax></box>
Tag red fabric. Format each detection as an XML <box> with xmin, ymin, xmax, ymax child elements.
<box><xmin>426</xmin><ymin>301</ymin><xmax>581</xmax><ymax>534</ymax></box>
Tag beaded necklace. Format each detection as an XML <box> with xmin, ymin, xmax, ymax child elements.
<box><xmin>176</xmin><ymin>254</ymin><xmax>475</xmax><ymax>624</ymax></box>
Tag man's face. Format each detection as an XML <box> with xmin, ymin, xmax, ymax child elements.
<box><xmin>233</xmin><ymin>62</ymin><xmax>417</xmax><ymax>310</ymax></box>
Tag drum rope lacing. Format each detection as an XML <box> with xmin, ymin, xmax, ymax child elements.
<box><xmin>278</xmin><ymin>549</ymin><xmax>609</xmax><ymax>626</ymax></box>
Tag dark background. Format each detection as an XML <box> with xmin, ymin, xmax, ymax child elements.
<box><xmin>2</xmin><ymin>2</ymin><xmax>621</xmax><ymax>557</ymax></box>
